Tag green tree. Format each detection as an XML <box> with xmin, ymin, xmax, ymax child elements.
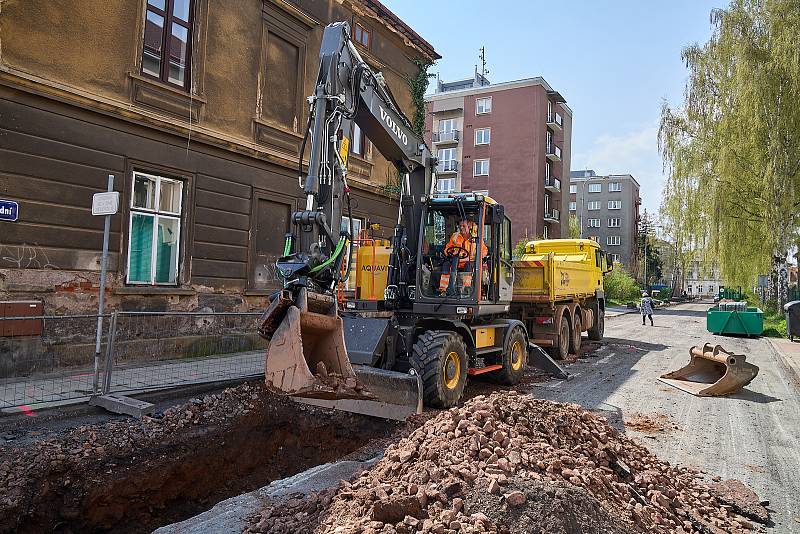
<box><xmin>659</xmin><ymin>0</ymin><xmax>800</xmax><ymax>312</ymax></box>
<box><xmin>604</xmin><ymin>266</ymin><xmax>642</xmax><ymax>304</ymax></box>
<box><xmin>637</xmin><ymin>210</ymin><xmax>663</xmax><ymax>288</ymax></box>
<box><xmin>568</xmin><ymin>215</ymin><xmax>581</xmax><ymax>239</ymax></box>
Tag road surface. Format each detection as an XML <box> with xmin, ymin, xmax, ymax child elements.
<box><xmin>528</xmin><ymin>302</ymin><xmax>800</xmax><ymax>532</ymax></box>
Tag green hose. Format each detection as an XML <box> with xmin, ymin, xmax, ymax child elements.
<box><xmin>283</xmin><ymin>236</ymin><xmax>292</xmax><ymax>257</ymax></box>
<box><xmin>309</xmin><ymin>237</ymin><xmax>348</xmax><ymax>274</ymax></box>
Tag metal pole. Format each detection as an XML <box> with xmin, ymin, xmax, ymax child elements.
<box><xmin>93</xmin><ymin>174</ymin><xmax>114</xmax><ymax>395</ymax></box>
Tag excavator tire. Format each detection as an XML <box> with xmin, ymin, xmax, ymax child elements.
<box><xmin>493</xmin><ymin>326</ymin><xmax>527</xmax><ymax>385</ymax></box>
<box><xmin>411</xmin><ymin>330</ymin><xmax>468</xmax><ymax>408</ymax></box>
<box><xmin>547</xmin><ymin>316</ymin><xmax>570</xmax><ymax>361</ymax></box>
<box><xmin>588</xmin><ymin>307</ymin><xmax>604</xmax><ymax>341</ymax></box>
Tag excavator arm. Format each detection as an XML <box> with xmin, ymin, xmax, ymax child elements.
<box><xmin>258</xmin><ymin>22</ymin><xmax>433</xmax><ymax>414</ymax></box>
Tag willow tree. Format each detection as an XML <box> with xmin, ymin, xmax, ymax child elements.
<box><xmin>659</xmin><ymin>0</ymin><xmax>800</xmax><ymax>311</ymax></box>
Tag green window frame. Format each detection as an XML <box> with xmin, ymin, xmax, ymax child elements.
<box><xmin>127</xmin><ymin>171</ymin><xmax>183</xmax><ymax>285</ymax></box>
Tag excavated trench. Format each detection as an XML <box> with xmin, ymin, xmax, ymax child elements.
<box><xmin>12</xmin><ymin>397</ymin><xmax>393</xmax><ymax>534</ymax></box>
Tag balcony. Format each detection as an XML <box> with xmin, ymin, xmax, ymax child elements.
<box><xmin>433</xmin><ymin>130</ymin><xmax>460</xmax><ymax>144</ymax></box>
<box><xmin>547</xmin><ymin>112</ymin><xmax>563</xmax><ymax>131</ymax></box>
<box><xmin>545</xmin><ymin>176</ymin><xmax>561</xmax><ymax>192</ymax></box>
<box><xmin>546</xmin><ymin>143</ymin><xmax>562</xmax><ymax>162</ymax></box>
<box><xmin>437</xmin><ymin>160</ymin><xmax>459</xmax><ymax>173</ymax></box>
<box><xmin>544</xmin><ymin>208</ymin><xmax>560</xmax><ymax>223</ymax></box>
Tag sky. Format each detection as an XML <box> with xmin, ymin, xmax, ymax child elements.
<box><xmin>381</xmin><ymin>0</ymin><xmax>727</xmax><ymax>217</ymax></box>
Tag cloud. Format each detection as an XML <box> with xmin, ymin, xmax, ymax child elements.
<box><xmin>572</xmin><ymin>123</ymin><xmax>665</xmax><ymax>217</ymax></box>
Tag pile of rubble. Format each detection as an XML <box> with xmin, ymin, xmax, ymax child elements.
<box><xmin>248</xmin><ymin>391</ymin><xmax>764</xmax><ymax>534</ymax></box>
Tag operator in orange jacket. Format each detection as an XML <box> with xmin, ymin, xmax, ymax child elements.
<box><xmin>439</xmin><ymin>218</ymin><xmax>489</xmax><ymax>295</ymax></box>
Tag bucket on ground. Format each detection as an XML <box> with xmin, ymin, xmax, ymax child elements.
<box><xmin>658</xmin><ymin>343</ymin><xmax>759</xmax><ymax>396</ymax></box>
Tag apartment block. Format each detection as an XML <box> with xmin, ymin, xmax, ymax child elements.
<box><xmin>569</xmin><ymin>170</ymin><xmax>641</xmax><ymax>268</ymax></box>
<box><xmin>424</xmin><ymin>74</ymin><xmax>573</xmax><ymax>244</ymax></box>
<box><xmin>0</xmin><ymin>0</ymin><xmax>438</xmax><ymax>314</ymax></box>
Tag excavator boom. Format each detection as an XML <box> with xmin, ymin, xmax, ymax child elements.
<box><xmin>258</xmin><ymin>21</ymin><xmax>433</xmax><ymax>419</ymax></box>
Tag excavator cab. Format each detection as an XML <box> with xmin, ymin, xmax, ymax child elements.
<box><xmin>416</xmin><ymin>194</ymin><xmax>512</xmax><ymax>310</ymax></box>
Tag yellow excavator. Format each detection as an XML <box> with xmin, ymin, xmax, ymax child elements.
<box><xmin>258</xmin><ymin>22</ymin><xmax>574</xmax><ymax>419</ymax></box>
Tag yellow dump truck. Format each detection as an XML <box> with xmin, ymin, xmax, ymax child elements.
<box><xmin>512</xmin><ymin>239</ymin><xmax>613</xmax><ymax>360</ymax></box>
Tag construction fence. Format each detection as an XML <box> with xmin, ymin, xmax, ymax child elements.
<box><xmin>0</xmin><ymin>311</ymin><xmax>265</xmax><ymax>412</ymax></box>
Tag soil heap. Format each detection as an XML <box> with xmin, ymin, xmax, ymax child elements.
<box><xmin>248</xmin><ymin>391</ymin><xmax>761</xmax><ymax>534</ymax></box>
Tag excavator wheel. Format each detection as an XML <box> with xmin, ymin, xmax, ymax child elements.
<box><xmin>548</xmin><ymin>316</ymin><xmax>570</xmax><ymax>361</ymax></box>
<box><xmin>411</xmin><ymin>330</ymin><xmax>468</xmax><ymax>408</ymax></box>
<box><xmin>588</xmin><ymin>307</ymin><xmax>604</xmax><ymax>341</ymax></box>
<box><xmin>493</xmin><ymin>327</ymin><xmax>527</xmax><ymax>385</ymax></box>
<box><xmin>570</xmin><ymin>312</ymin><xmax>582</xmax><ymax>355</ymax></box>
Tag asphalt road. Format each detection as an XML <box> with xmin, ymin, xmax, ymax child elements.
<box><xmin>528</xmin><ymin>302</ymin><xmax>800</xmax><ymax>533</ymax></box>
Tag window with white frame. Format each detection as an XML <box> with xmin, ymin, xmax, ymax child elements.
<box><xmin>545</xmin><ymin>160</ymin><xmax>552</xmax><ymax>179</ymax></box>
<box><xmin>474</xmin><ymin>159</ymin><xmax>490</xmax><ymax>176</ymax></box>
<box><xmin>128</xmin><ymin>171</ymin><xmax>183</xmax><ymax>285</ymax></box>
<box><xmin>436</xmin><ymin>177</ymin><xmax>456</xmax><ymax>193</ymax></box>
<box><xmin>587</xmin><ymin>201</ymin><xmax>601</xmax><ymax>211</ymax></box>
<box><xmin>437</xmin><ymin>147</ymin><xmax>457</xmax><ymax>171</ymax></box>
<box><xmin>588</xmin><ymin>218</ymin><xmax>600</xmax><ymax>227</ymax></box>
<box><xmin>606</xmin><ymin>235</ymin><xmax>621</xmax><ymax>246</ymax></box>
<box><xmin>543</xmin><ymin>225</ymin><xmax>549</xmax><ymax>239</ymax></box>
<box><xmin>589</xmin><ymin>235</ymin><xmax>599</xmax><ymax>242</ymax></box>
<box><xmin>609</xmin><ymin>182</ymin><xmax>622</xmax><ymax>192</ymax></box>
<box><xmin>569</xmin><ymin>201</ymin><xmax>576</xmax><ymax>211</ymax></box>
<box><xmin>439</xmin><ymin>118</ymin><xmax>456</xmax><ymax>134</ymax></box>
<box><xmin>475</xmin><ymin>128</ymin><xmax>490</xmax><ymax>145</ymax></box>
<box><xmin>611</xmin><ymin>253</ymin><xmax>620</xmax><ymax>263</ymax></box>
<box><xmin>476</xmin><ymin>96</ymin><xmax>492</xmax><ymax>114</ymax></box>
<box><xmin>608</xmin><ymin>217</ymin><xmax>621</xmax><ymax>227</ymax></box>
<box><xmin>569</xmin><ymin>184</ymin><xmax>576</xmax><ymax>194</ymax></box>
<box><xmin>588</xmin><ymin>183</ymin><xmax>601</xmax><ymax>193</ymax></box>
<box><xmin>608</xmin><ymin>200</ymin><xmax>622</xmax><ymax>209</ymax></box>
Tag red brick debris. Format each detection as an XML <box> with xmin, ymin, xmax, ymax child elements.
<box><xmin>248</xmin><ymin>391</ymin><xmax>765</xmax><ymax>534</ymax></box>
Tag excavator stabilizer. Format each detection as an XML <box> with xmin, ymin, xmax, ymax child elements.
<box><xmin>658</xmin><ymin>343</ymin><xmax>759</xmax><ymax>396</ymax></box>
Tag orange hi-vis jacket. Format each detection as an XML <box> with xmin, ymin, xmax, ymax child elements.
<box><xmin>446</xmin><ymin>231</ymin><xmax>488</xmax><ymax>269</ymax></box>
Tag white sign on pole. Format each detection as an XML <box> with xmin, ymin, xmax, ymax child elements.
<box><xmin>92</xmin><ymin>191</ymin><xmax>120</xmax><ymax>216</ymax></box>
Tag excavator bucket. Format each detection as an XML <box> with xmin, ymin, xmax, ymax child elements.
<box><xmin>258</xmin><ymin>289</ymin><xmax>423</xmax><ymax>419</ymax></box>
<box><xmin>658</xmin><ymin>343</ymin><xmax>759</xmax><ymax>396</ymax></box>
<box><xmin>260</xmin><ymin>289</ymin><xmax>369</xmax><ymax>400</ymax></box>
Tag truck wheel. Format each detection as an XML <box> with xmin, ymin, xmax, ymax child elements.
<box><xmin>547</xmin><ymin>316</ymin><xmax>570</xmax><ymax>360</ymax></box>
<box><xmin>410</xmin><ymin>331</ymin><xmax>468</xmax><ymax>408</ymax></box>
<box><xmin>588</xmin><ymin>308</ymin><xmax>604</xmax><ymax>341</ymax></box>
<box><xmin>570</xmin><ymin>312</ymin><xmax>582</xmax><ymax>354</ymax></box>
<box><xmin>494</xmin><ymin>327</ymin><xmax>527</xmax><ymax>385</ymax></box>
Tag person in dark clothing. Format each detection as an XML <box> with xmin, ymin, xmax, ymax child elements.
<box><xmin>640</xmin><ymin>291</ymin><xmax>654</xmax><ymax>326</ymax></box>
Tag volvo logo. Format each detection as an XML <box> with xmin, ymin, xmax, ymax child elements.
<box><xmin>379</xmin><ymin>105</ymin><xmax>408</xmax><ymax>146</ymax></box>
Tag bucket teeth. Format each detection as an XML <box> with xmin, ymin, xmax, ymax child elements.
<box><xmin>658</xmin><ymin>343</ymin><xmax>759</xmax><ymax>396</ymax></box>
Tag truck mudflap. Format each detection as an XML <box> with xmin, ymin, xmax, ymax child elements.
<box><xmin>293</xmin><ymin>365</ymin><xmax>423</xmax><ymax>421</ymax></box>
<box><xmin>527</xmin><ymin>342</ymin><xmax>571</xmax><ymax>380</ymax></box>
<box><xmin>259</xmin><ymin>288</ymin><xmax>373</xmax><ymax>401</ymax></box>
<box><xmin>659</xmin><ymin>343</ymin><xmax>759</xmax><ymax>396</ymax></box>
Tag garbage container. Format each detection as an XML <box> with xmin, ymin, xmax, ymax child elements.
<box><xmin>784</xmin><ymin>301</ymin><xmax>800</xmax><ymax>341</ymax></box>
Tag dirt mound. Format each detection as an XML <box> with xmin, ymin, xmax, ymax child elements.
<box><xmin>625</xmin><ymin>412</ymin><xmax>680</xmax><ymax>433</ymax></box>
<box><xmin>248</xmin><ymin>391</ymin><xmax>759</xmax><ymax>533</ymax></box>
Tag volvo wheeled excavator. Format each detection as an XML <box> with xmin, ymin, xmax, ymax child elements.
<box><xmin>259</xmin><ymin>21</ymin><xmax>578</xmax><ymax>419</ymax></box>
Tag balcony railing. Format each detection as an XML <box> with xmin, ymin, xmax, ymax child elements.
<box><xmin>547</xmin><ymin>112</ymin><xmax>563</xmax><ymax>130</ymax></box>
<box><xmin>437</xmin><ymin>160</ymin><xmax>459</xmax><ymax>173</ymax></box>
<box><xmin>544</xmin><ymin>208</ymin><xmax>560</xmax><ymax>222</ymax></box>
<box><xmin>546</xmin><ymin>143</ymin><xmax>562</xmax><ymax>162</ymax></box>
<box><xmin>545</xmin><ymin>176</ymin><xmax>561</xmax><ymax>192</ymax></box>
<box><xmin>433</xmin><ymin>130</ymin><xmax>460</xmax><ymax>143</ymax></box>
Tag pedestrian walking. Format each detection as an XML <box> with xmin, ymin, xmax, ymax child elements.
<box><xmin>640</xmin><ymin>291</ymin><xmax>654</xmax><ymax>326</ymax></box>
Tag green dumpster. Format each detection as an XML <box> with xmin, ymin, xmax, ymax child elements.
<box><xmin>707</xmin><ymin>303</ymin><xmax>764</xmax><ymax>336</ymax></box>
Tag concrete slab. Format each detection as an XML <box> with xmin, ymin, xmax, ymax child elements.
<box><xmin>153</xmin><ymin>456</ymin><xmax>379</xmax><ymax>534</ymax></box>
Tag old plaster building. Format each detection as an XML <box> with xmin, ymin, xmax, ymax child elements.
<box><xmin>0</xmin><ymin>0</ymin><xmax>438</xmax><ymax>313</ymax></box>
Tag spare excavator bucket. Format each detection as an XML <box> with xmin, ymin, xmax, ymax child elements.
<box><xmin>658</xmin><ymin>343</ymin><xmax>759</xmax><ymax>396</ymax></box>
<box><xmin>258</xmin><ymin>288</ymin><xmax>423</xmax><ymax>420</ymax></box>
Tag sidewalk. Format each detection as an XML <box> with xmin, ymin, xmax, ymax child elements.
<box><xmin>766</xmin><ymin>337</ymin><xmax>800</xmax><ymax>389</ymax></box>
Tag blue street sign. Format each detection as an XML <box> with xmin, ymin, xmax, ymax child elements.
<box><xmin>0</xmin><ymin>200</ymin><xmax>18</xmax><ymax>222</ymax></box>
